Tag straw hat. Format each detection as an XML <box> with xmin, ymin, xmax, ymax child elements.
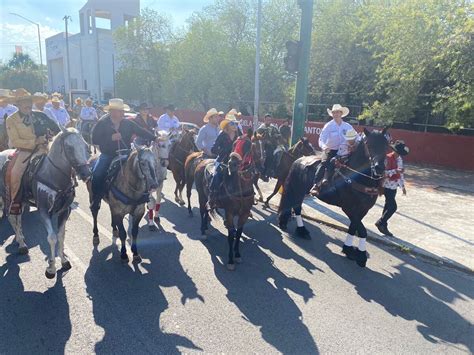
<box><xmin>104</xmin><ymin>98</ymin><xmax>130</xmax><ymax>112</ymax></box>
<box><xmin>220</xmin><ymin>115</ymin><xmax>238</xmax><ymax>130</ymax></box>
<box><xmin>75</xmin><ymin>97</ymin><xmax>83</xmax><ymax>104</ymax></box>
<box><xmin>0</xmin><ymin>89</ymin><xmax>13</xmax><ymax>100</ymax></box>
<box><xmin>33</xmin><ymin>92</ymin><xmax>48</xmax><ymax>103</ymax></box>
<box><xmin>52</xmin><ymin>92</ymin><xmax>62</xmax><ymax>98</ymax></box>
<box><xmin>203</xmin><ymin>108</ymin><xmax>223</xmax><ymax>123</ymax></box>
<box><xmin>225</xmin><ymin>108</ymin><xmax>241</xmax><ymax>120</ymax></box>
<box><xmin>327</xmin><ymin>104</ymin><xmax>349</xmax><ymax>118</ymax></box>
<box><xmin>13</xmin><ymin>88</ymin><xmax>33</xmax><ymax>105</ymax></box>
<box><xmin>51</xmin><ymin>96</ymin><xmax>61</xmax><ymax>103</ymax></box>
<box><xmin>344</xmin><ymin>129</ymin><xmax>358</xmax><ymax>141</ymax></box>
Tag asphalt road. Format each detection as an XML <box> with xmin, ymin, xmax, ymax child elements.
<box><xmin>0</xmin><ymin>178</ymin><xmax>473</xmax><ymax>354</ymax></box>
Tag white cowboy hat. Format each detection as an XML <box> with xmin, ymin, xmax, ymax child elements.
<box><xmin>203</xmin><ymin>108</ymin><xmax>222</xmax><ymax>123</ymax></box>
<box><xmin>51</xmin><ymin>96</ymin><xmax>61</xmax><ymax>103</ymax></box>
<box><xmin>13</xmin><ymin>88</ymin><xmax>33</xmax><ymax>104</ymax></box>
<box><xmin>344</xmin><ymin>129</ymin><xmax>358</xmax><ymax>141</ymax></box>
<box><xmin>225</xmin><ymin>108</ymin><xmax>242</xmax><ymax>120</ymax></box>
<box><xmin>33</xmin><ymin>92</ymin><xmax>48</xmax><ymax>102</ymax></box>
<box><xmin>220</xmin><ymin>115</ymin><xmax>238</xmax><ymax>130</ymax></box>
<box><xmin>104</xmin><ymin>98</ymin><xmax>130</xmax><ymax>112</ymax></box>
<box><xmin>327</xmin><ymin>104</ymin><xmax>349</xmax><ymax>118</ymax></box>
<box><xmin>0</xmin><ymin>89</ymin><xmax>13</xmax><ymax>99</ymax></box>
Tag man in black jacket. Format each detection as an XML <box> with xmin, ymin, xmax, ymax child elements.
<box><xmin>90</xmin><ymin>98</ymin><xmax>156</xmax><ymax>209</ymax></box>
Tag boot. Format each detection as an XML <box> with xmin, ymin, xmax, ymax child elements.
<box><xmin>342</xmin><ymin>245</ymin><xmax>356</xmax><ymax>260</ymax></box>
<box><xmin>354</xmin><ymin>248</ymin><xmax>368</xmax><ymax>267</ymax></box>
<box><xmin>375</xmin><ymin>220</ymin><xmax>393</xmax><ymax>237</ymax></box>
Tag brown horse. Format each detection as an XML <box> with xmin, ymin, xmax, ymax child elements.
<box><xmin>195</xmin><ymin>153</ymin><xmax>255</xmax><ymax>271</ymax></box>
<box><xmin>261</xmin><ymin>137</ymin><xmax>315</xmax><ymax>207</ymax></box>
<box><xmin>168</xmin><ymin>129</ymin><xmax>199</xmax><ymax>205</ymax></box>
<box><xmin>184</xmin><ymin>151</ymin><xmax>204</xmax><ymax>216</ymax></box>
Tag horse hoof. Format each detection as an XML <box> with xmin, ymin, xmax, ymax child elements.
<box><xmin>227</xmin><ymin>263</ymin><xmax>236</xmax><ymax>271</ymax></box>
<box><xmin>18</xmin><ymin>246</ymin><xmax>29</xmax><ymax>255</ymax></box>
<box><xmin>133</xmin><ymin>255</ymin><xmax>142</xmax><ymax>263</ymax></box>
<box><xmin>45</xmin><ymin>270</ymin><xmax>55</xmax><ymax>279</ymax></box>
<box><xmin>235</xmin><ymin>257</ymin><xmax>242</xmax><ymax>264</ymax></box>
<box><xmin>355</xmin><ymin>249</ymin><xmax>368</xmax><ymax>267</ymax></box>
<box><xmin>92</xmin><ymin>236</ymin><xmax>100</xmax><ymax>246</ymax></box>
<box><xmin>295</xmin><ymin>226</ymin><xmax>311</xmax><ymax>240</ymax></box>
<box><xmin>61</xmin><ymin>261</ymin><xmax>72</xmax><ymax>271</ymax></box>
<box><xmin>342</xmin><ymin>245</ymin><xmax>357</xmax><ymax>260</ymax></box>
<box><xmin>179</xmin><ymin>200</ymin><xmax>185</xmax><ymax>206</ymax></box>
<box><xmin>121</xmin><ymin>254</ymin><xmax>129</xmax><ymax>263</ymax></box>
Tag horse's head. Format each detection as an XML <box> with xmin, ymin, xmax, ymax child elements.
<box><xmin>297</xmin><ymin>137</ymin><xmax>316</xmax><ymax>156</ymax></box>
<box><xmin>181</xmin><ymin>128</ymin><xmax>199</xmax><ymax>151</ymax></box>
<box><xmin>53</xmin><ymin>127</ymin><xmax>91</xmax><ymax>181</ymax></box>
<box><xmin>251</xmin><ymin>133</ymin><xmax>266</xmax><ymax>171</ymax></box>
<box><xmin>363</xmin><ymin>127</ymin><xmax>389</xmax><ymax>178</ymax></box>
<box><xmin>228</xmin><ymin>152</ymin><xmax>243</xmax><ymax>175</ymax></box>
<box><xmin>134</xmin><ymin>147</ymin><xmax>159</xmax><ymax>191</ymax></box>
<box><xmin>153</xmin><ymin>130</ymin><xmax>171</xmax><ymax>164</ymax></box>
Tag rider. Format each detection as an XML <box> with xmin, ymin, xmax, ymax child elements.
<box><xmin>79</xmin><ymin>97</ymin><xmax>98</xmax><ymax>138</ymax></box>
<box><xmin>73</xmin><ymin>97</ymin><xmax>84</xmax><ymax>118</ymax></box>
<box><xmin>90</xmin><ymin>98</ymin><xmax>158</xmax><ymax>210</ymax></box>
<box><xmin>207</xmin><ymin>113</ymin><xmax>239</xmax><ymax>209</ymax></box>
<box><xmin>50</xmin><ymin>96</ymin><xmax>71</xmax><ymax>127</ymax></box>
<box><xmin>226</xmin><ymin>109</ymin><xmax>243</xmax><ymax>136</ymax></box>
<box><xmin>313</xmin><ymin>104</ymin><xmax>353</xmax><ymax>188</ymax></box>
<box><xmin>6</xmin><ymin>89</ymin><xmax>60</xmax><ymax>214</ymax></box>
<box><xmin>157</xmin><ymin>104</ymin><xmax>180</xmax><ymax>135</ymax></box>
<box><xmin>133</xmin><ymin>103</ymin><xmax>156</xmax><ymax>146</ymax></box>
<box><xmin>279</xmin><ymin>118</ymin><xmax>292</xmax><ymax>150</ymax></box>
<box><xmin>196</xmin><ymin>108</ymin><xmax>222</xmax><ymax>158</ymax></box>
<box><xmin>32</xmin><ymin>92</ymin><xmax>56</xmax><ymax>122</ymax></box>
<box><xmin>0</xmin><ymin>89</ymin><xmax>18</xmax><ymax>148</ymax></box>
<box><xmin>257</xmin><ymin>113</ymin><xmax>280</xmax><ymax>180</ymax></box>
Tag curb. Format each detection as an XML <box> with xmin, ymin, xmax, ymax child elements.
<box><xmin>268</xmin><ymin>202</ymin><xmax>473</xmax><ymax>275</ymax></box>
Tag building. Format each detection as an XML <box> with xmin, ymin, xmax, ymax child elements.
<box><xmin>45</xmin><ymin>0</ymin><xmax>139</xmax><ymax>102</ymax></box>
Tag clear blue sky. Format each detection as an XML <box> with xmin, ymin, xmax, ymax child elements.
<box><xmin>0</xmin><ymin>0</ymin><xmax>214</xmax><ymax>63</ymax></box>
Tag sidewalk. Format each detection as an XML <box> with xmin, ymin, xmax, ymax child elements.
<box><xmin>259</xmin><ymin>164</ymin><xmax>474</xmax><ymax>273</ymax></box>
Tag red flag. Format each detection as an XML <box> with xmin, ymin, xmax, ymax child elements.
<box><xmin>15</xmin><ymin>45</ymin><xmax>23</xmax><ymax>54</ymax></box>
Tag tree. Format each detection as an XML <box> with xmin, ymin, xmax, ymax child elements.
<box><xmin>0</xmin><ymin>53</ymin><xmax>43</xmax><ymax>93</ymax></box>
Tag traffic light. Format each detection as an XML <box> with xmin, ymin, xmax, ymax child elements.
<box><xmin>284</xmin><ymin>40</ymin><xmax>300</xmax><ymax>73</ymax></box>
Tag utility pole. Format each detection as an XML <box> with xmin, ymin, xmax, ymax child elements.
<box><xmin>253</xmin><ymin>0</ymin><xmax>263</xmax><ymax>129</ymax></box>
<box><xmin>9</xmin><ymin>13</ymin><xmax>44</xmax><ymax>90</ymax></box>
<box><xmin>63</xmin><ymin>15</ymin><xmax>72</xmax><ymax>97</ymax></box>
<box><xmin>290</xmin><ymin>0</ymin><xmax>314</xmax><ymax>145</ymax></box>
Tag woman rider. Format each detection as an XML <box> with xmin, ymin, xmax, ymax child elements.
<box><xmin>207</xmin><ymin>113</ymin><xmax>239</xmax><ymax>208</ymax></box>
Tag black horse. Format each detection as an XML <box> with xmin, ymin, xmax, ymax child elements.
<box><xmin>278</xmin><ymin>128</ymin><xmax>389</xmax><ymax>268</ymax></box>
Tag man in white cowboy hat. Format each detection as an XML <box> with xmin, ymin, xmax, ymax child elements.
<box><xmin>157</xmin><ymin>104</ymin><xmax>180</xmax><ymax>134</ymax></box>
<box><xmin>196</xmin><ymin>108</ymin><xmax>223</xmax><ymax>158</ymax></box>
<box><xmin>50</xmin><ymin>96</ymin><xmax>70</xmax><ymax>127</ymax></box>
<box><xmin>90</xmin><ymin>98</ymin><xmax>158</xmax><ymax>210</ymax></box>
<box><xmin>80</xmin><ymin>97</ymin><xmax>98</xmax><ymax>122</ymax></box>
<box><xmin>313</xmin><ymin>104</ymin><xmax>354</xmax><ymax>187</ymax></box>
<box><xmin>32</xmin><ymin>92</ymin><xmax>55</xmax><ymax>122</ymax></box>
<box><xmin>5</xmin><ymin>89</ymin><xmax>60</xmax><ymax>215</ymax></box>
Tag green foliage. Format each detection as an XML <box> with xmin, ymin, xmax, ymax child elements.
<box><xmin>0</xmin><ymin>53</ymin><xmax>44</xmax><ymax>93</ymax></box>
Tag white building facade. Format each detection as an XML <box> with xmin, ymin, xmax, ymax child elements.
<box><xmin>46</xmin><ymin>0</ymin><xmax>139</xmax><ymax>102</ymax></box>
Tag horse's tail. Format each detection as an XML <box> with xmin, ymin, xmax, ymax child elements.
<box><xmin>278</xmin><ymin>157</ymin><xmax>317</xmax><ymax>224</ymax></box>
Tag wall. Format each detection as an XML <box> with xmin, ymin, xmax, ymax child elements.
<box><xmin>150</xmin><ymin>108</ymin><xmax>474</xmax><ymax>171</ymax></box>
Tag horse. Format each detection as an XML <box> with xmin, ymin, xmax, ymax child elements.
<box><xmin>76</xmin><ymin>119</ymin><xmax>97</xmax><ymax>153</ymax></box>
<box><xmin>168</xmin><ymin>129</ymin><xmax>199</xmax><ymax>206</ymax></box>
<box><xmin>278</xmin><ymin>128</ymin><xmax>388</xmax><ymax>268</ymax></box>
<box><xmin>184</xmin><ymin>151</ymin><xmax>204</xmax><ymax>216</ymax></box>
<box><xmin>0</xmin><ymin>127</ymin><xmax>91</xmax><ymax>278</ymax></box>
<box><xmin>90</xmin><ymin>147</ymin><xmax>159</xmax><ymax>262</ymax></box>
<box><xmin>262</xmin><ymin>137</ymin><xmax>315</xmax><ymax>207</ymax></box>
<box><xmin>249</xmin><ymin>132</ymin><xmax>266</xmax><ymax>203</ymax></box>
<box><xmin>146</xmin><ymin>130</ymin><xmax>171</xmax><ymax>230</ymax></box>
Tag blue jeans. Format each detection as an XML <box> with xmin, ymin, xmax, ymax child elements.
<box><xmin>91</xmin><ymin>153</ymin><xmax>114</xmax><ymax>200</ymax></box>
<box><xmin>210</xmin><ymin>164</ymin><xmax>224</xmax><ymax>192</ymax></box>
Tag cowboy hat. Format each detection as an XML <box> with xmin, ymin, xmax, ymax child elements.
<box><xmin>104</xmin><ymin>98</ymin><xmax>130</xmax><ymax>112</ymax></box>
<box><xmin>344</xmin><ymin>129</ymin><xmax>358</xmax><ymax>141</ymax></box>
<box><xmin>85</xmin><ymin>97</ymin><xmax>93</xmax><ymax>103</ymax></box>
<box><xmin>220</xmin><ymin>115</ymin><xmax>238</xmax><ymax>130</ymax></box>
<box><xmin>51</xmin><ymin>96</ymin><xmax>61</xmax><ymax>103</ymax></box>
<box><xmin>13</xmin><ymin>88</ymin><xmax>33</xmax><ymax>104</ymax></box>
<box><xmin>0</xmin><ymin>89</ymin><xmax>13</xmax><ymax>99</ymax></box>
<box><xmin>203</xmin><ymin>108</ymin><xmax>222</xmax><ymax>123</ymax></box>
<box><xmin>226</xmin><ymin>109</ymin><xmax>242</xmax><ymax>120</ymax></box>
<box><xmin>52</xmin><ymin>92</ymin><xmax>62</xmax><ymax>98</ymax></box>
<box><xmin>390</xmin><ymin>140</ymin><xmax>410</xmax><ymax>156</ymax></box>
<box><xmin>75</xmin><ymin>97</ymin><xmax>83</xmax><ymax>103</ymax></box>
<box><xmin>33</xmin><ymin>92</ymin><xmax>48</xmax><ymax>102</ymax></box>
<box><xmin>327</xmin><ymin>104</ymin><xmax>349</xmax><ymax>118</ymax></box>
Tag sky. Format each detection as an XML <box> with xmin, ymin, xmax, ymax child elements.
<box><xmin>0</xmin><ymin>0</ymin><xmax>214</xmax><ymax>63</ymax></box>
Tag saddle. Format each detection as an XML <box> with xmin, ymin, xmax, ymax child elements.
<box><xmin>300</xmin><ymin>155</ymin><xmax>321</xmax><ymax>168</ymax></box>
<box><xmin>105</xmin><ymin>154</ymin><xmax>129</xmax><ymax>189</ymax></box>
<box><xmin>22</xmin><ymin>154</ymin><xmax>46</xmax><ymax>200</ymax></box>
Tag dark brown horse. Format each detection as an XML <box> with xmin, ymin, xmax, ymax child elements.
<box><xmin>262</xmin><ymin>137</ymin><xmax>315</xmax><ymax>207</ymax></box>
<box><xmin>195</xmin><ymin>150</ymin><xmax>259</xmax><ymax>271</ymax></box>
<box><xmin>184</xmin><ymin>151</ymin><xmax>204</xmax><ymax>216</ymax></box>
<box><xmin>278</xmin><ymin>128</ymin><xmax>388</xmax><ymax>268</ymax></box>
<box><xmin>168</xmin><ymin>129</ymin><xmax>199</xmax><ymax>205</ymax></box>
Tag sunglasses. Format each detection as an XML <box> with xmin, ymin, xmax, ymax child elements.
<box><xmin>229</xmin><ymin>121</ymin><xmax>238</xmax><ymax>126</ymax></box>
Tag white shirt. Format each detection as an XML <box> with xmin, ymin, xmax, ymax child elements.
<box><xmin>50</xmin><ymin>106</ymin><xmax>70</xmax><ymax>127</ymax></box>
<box><xmin>337</xmin><ymin>134</ymin><xmax>361</xmax><ymax>157</ymax></box>
<box><xmin>383</xmin><ymin>156</ymin><xmax>405</xmax><ymax>189</ymax></box>
<box><xmin>157</xmin><ymin>113</ymin><xmax>180</xmax><ymax>133</ymax></box>
<box><xmin>80</xmin><ymin>106</ymin><xmax>98</xmax><ymax>121</ymax></box>
<box><xmin>0</xmin><ymin>104</ymin><xmax>18</xmax><ymax>124</ymax></box>
<box><xmin>319</xmin><ymin>119</ymin><xmax>354</xmax><ymax>151</ymax></box>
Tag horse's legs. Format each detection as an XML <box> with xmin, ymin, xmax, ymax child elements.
<box><xmin>227</xmin><ymin>227</ymin><xmax>236</xmax><ymax>271</ymax></box>
<box><xmin>254</xmin><ymin>180</ymin><xmax>264</xmax><ymax>203</ymax></box>
<box><xmin>187</xmin><ymin>182</ymin><xmax>193</xmax><ymax>216</ymax></box>
<box><xmin>234</xmin><ymin>227</ymin><xmax>243</xmax><ymax>263</ymax></box>
<box><xmin>41</xmin><ymin>214</ymin><xmax>58</xmax><ymax>278</ymax></box>
<box><xmin>147</xmin><ymin>194</ymin><xmax>157</xmax><ymax>230</ymax></box>
<box><xmin>113</xmin><ymin>215</ymin><xmax>128</xmax><ymax>262</ymax></box>
<box><xmin>294</xmin><ymin>206</ymin><xmax>311</xmax><ymax>239</ymax></box>
<box><xmin>109</xmin><ymin>209</ymin><xmax>118</xmax><ymax>238</ymax></box>
<box><xmin>8</xmin><ymin>213</ymin><xmax>28</xmax><ymax>254</ymax></box>
<box><xmin>91</xmin><ymin>205</ymin><xmax>100</xmax><ymax>245</ymax></box>
<box><xmin>342</xmin><ymin>218</ymin><xmax>357</xmax><ymax>260</ymax></box>
<box><xmin>354</xmin><ymin>219</ymin><xmax>368</xmax><ymax>267</ymax></box>
<box><xmin>154</xmin><ymin>184</ymin><xmax>163</xmax><ymax>223</ymax></box>
<box><xmin>265</xmin><ymin>179</ymin><xmax>282</xmax><ymax>206</ymax></box>
<box><xmin>178</xmin><ymin>179</ymin><xmax>186</xmax><ymax>205</ymax></box>
<box><xmin>130</xmin><ymin>211</ymin><xmax>142</xmax><ymax>263</ymax></box>
<box><xmin>57</xmin><ymin>209</ymin><xmax>72</xmax><ymax>270</ymax></box>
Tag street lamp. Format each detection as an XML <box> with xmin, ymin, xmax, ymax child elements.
<box><xmin>9</xmin><ymin>13</ymin><xmax>44</xmax><ymax>90</ymax></box>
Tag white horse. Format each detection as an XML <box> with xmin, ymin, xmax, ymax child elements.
<box><xmin>0</xmin><ymin>128</ymin><xmax>91</xmax><ymax>278</ymax></box>
<box><xmin>147</xmin><ymin>130</ymin><xmax>171</xmax><ymax>230</ymax></box>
